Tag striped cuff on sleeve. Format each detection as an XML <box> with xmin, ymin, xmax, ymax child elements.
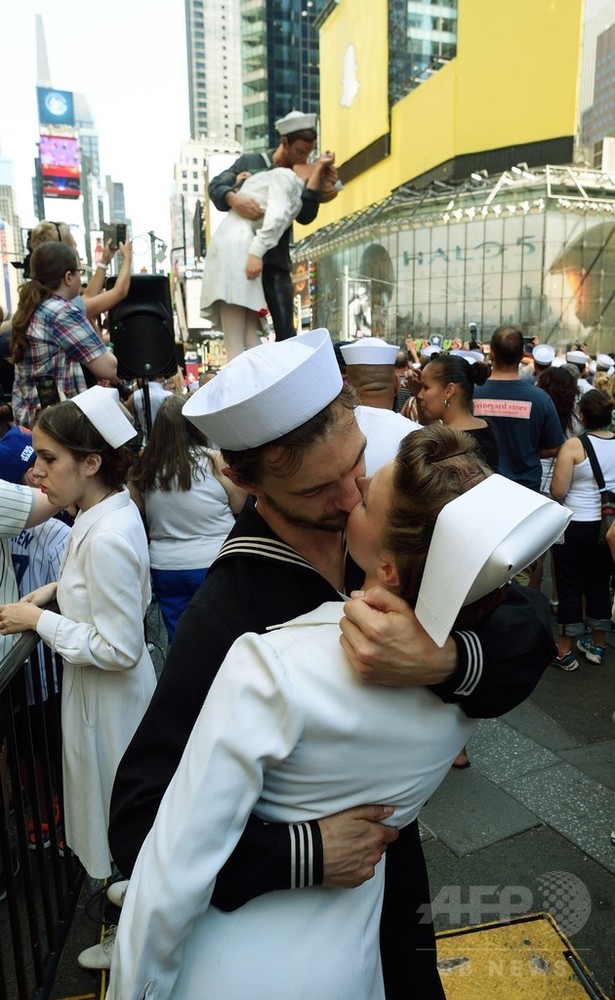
<box><xmin>450</xmin><ymin>631</ymin><xmax>484</xmax><ymax>696</ymax></box>
<box><xmin>288</xmin><ymin>820</ymin><xmax>323</xmax><ymax>888</ymax></box>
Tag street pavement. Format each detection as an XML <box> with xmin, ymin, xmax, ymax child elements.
<box><xmin>52</xmin><ymin>595</ymin><xmax>615</xmax><ymax>1000</ymax></box>
<box><xmin>421</xmin><ymin>627</ymin><xmax>615</xmax><ymax>998</ymax></box>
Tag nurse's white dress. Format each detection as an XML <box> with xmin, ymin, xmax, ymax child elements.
<box><xmin>109</xmin><ymin>603</ymin><xmax>476</xmax><ymax>1000</ymax></box>
<box><xmin>36</xmin><ymin>490</ymin><xmax>156</xmax><ymax>878</ymax></box>
<box><xmin>200</xmin><ymin>168</ymin><xmax>304</xmax><ymax>327</ymax></box>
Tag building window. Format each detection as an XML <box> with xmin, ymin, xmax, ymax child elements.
<box><xmin>389</xmin><ymin>0</ymin><xmax>458</xmax><ymax>106</ymax></box>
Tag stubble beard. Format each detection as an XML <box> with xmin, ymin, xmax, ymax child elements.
<box><xmin>260</xmin><ymin>492</ymin><xmax>348</xmax><ymax>533</ymax></box>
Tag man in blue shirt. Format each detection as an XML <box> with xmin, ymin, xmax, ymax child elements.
<box><xmin>474</xmin><ymin>325</ymin><xmax>563</xmax><ymax>492</ymax></box>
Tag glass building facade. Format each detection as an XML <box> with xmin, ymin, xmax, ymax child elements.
<box><xmin>389</xmin><ymin>0</ymin><xmax>458</xmax><ymax>106</ymax></box>
<box><xmin>294</xmin><ymin>166</ymin><xmax>615</xmax><ymax>353</ymax></box>
<box><xmin>241</xmin><ymin>0</ymin><xmax>326</xmax><ymax>152</ymax></box>
<box><xmin>185</xmin><ymin>0</ymin><xmax>243</xmax><ymax>143</ymax></box>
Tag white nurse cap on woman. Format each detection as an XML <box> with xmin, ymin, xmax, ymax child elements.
<box><xmin>72</xmin><ymin>385</ymin><xmax>136</xmax><ymax>449</ymax></box>
<box><xmin>415</xmin><ymin>475</ymin><xmax>572</xmax><ymax>647</ymax></box>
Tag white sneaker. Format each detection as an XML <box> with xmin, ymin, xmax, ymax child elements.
<box><xmin>107</xmin><ymin>879</ymin><xmax>129</xmax><ymax>908</ymax></box>
<box><xmin>77</xmin><ymin>925</ymin><xmax>117</xmax><ymax>970</ymax></box>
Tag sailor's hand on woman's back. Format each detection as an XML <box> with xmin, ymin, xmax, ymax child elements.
<box><xmin>340</xmin><ymin>587</ymin><xmax>457</xmax><ymax>686</ymax></box>
<box><xmin>226</xmin><ymin>189</ymin><xmax>264</xmax><ymax>220</ymax></box>
<box><xmin>319</xmin><ymin>803</ymin><xmax>398</xmax><ymax>887</ymax></box>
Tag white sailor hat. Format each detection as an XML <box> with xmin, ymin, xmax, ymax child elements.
<box><xmin>566</xmin><ymin>350</ymin><xmax>590</xmax><ymax>365</ymax></box>
<box><xmin>450</xmin><ymin>349</ymin><xmax>485</xmax><ymax>364</ymax></box>
<box><xmin>596</xmin><ymin>352</ymin><xmax>614</xmax><ymax>371</ymax></box>
<box><xmin>182</xmin><ymin>329</ymin><xmax>342</xmax><ymax>450</ymax></box>
<box><xmin>532</xmin><ymin>344</ymin><xmax>555</xmax><ymax>365</ymax></box>
<box><xmin>275</xmin><ymin>110</ymin><xmax>317</xmax><ymax>136</ymax></box>
<box><xmin>72</xmin><ymin>386</ymin><xmax>136</xmax><ymax>448</ymax></box>
<box><xmin>415</xmin><ymin>474</ymin><xmax>572</xmax><ymax>647</ymax></box>
<box><xmin>421</xmin><ymin>345</ymin><xmax>441</xmax><ymax>358</ymax></box>
<box><xmin>339</xmin><ymin>339</ymin><xmax>398</xmax><ymax>366</ymax></box>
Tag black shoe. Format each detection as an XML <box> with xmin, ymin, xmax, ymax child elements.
<box><xmin>0</xmin><ymin>848</ymin><xmax>20</xmax><ymax>903</ymax></box>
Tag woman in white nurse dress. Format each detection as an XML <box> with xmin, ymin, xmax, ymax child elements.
<box><xmin>201</xmin><ymin>153</ymin><xmax>336</xmax><ymax>360</ymax></box>
<box><xmin>0</xmin><ymin>387</ymin><xmax>156</xmax><ymax>879</ymax></box>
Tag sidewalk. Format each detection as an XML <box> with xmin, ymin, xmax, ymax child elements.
<box><xmin>52</xmin><ymin>601</ymin><xmax>615</xmax><ymax>999</ymax></box>
<box><xmin>420</xmin><ymin>623</ymin><xmax>615</xmax><ymax>998</ymax></box>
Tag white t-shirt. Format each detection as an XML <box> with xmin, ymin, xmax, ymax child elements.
<box><xmin>133</xmin><ymin>382</ymin><xmax>173</xmax><ymax>442</ymax></box>
<box><xmin>355</xmin><ymin>405</ymin><xmax>422</xmax><ymax>476</ymax></box>
<box><xmin>145</xmin><ymin>448</ymin><xmax>236</xmax><ymax>570</ymax></box>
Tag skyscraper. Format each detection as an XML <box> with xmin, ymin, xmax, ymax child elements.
<box><xmin>585</xmin><ymin>22</ymin><xmax>615</xmax><ymax>147</ymax></box>
<box><xmin>185</xmin><ymin>0</ymin><xmax>243</xmax><ymax>143</ymax></box>
<box><xmin>579</xmin><ymin>0</ymin><xmax>615</xmax><ymax>122</ymax></box>
<box><xmin>74</xmin><ymin>92</ymin><xmax>101</xmax><ymax>185</ymax></box>
<box><xmin>241</xmin><ymin>0</ymin><xmax>326</xmax><ymax>152</ymax></box>
<box><xmin>0</xmin><ymin>155</ymin><xmax>23</xmax><ymax>257</ymax></box>
<box><xmin>389</xmin><ymin>0</ymin><xmax>458</xmax><ymax>105</ymax></box>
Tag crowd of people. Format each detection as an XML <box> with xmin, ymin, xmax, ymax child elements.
<box><xmin>0</xmin><ymin>314</ymin><xmax>577</xmax><ymax>997</ymax></box>
<box><xmin>0</xmin><ymin>109</ymin><xmax>611</xmax><ymax>999</ymax></box>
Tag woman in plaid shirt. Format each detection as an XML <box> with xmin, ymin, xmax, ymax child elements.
<box><xmin>10</xmin><ymin>241</ymin><xmax>117</xmax><ymax>427</ymax></box>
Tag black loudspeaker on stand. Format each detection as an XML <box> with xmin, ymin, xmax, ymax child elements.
<box><xmin>107</xmin><ymin>274</ymin><xmax>177</xmax><ymax>437</ymax></box>
<box><xmin>107</xmin><ymin>273</ymin><xmax>177</xmax><ymax>381</ymax></box>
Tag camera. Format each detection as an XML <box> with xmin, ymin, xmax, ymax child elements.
<box><xmin>11</xmin><ymin>230</ymin><xmax>33</xmax><ymax>279</ymax></box>
<box><xmin>34</xmin><ymin>375</ymin><xmax>61</xmax><ymax>409</ymax></box>
<box><xmin>103</xmin><ymin>223</ymin><xmax>127</xmax><ymax>250</ymax></box>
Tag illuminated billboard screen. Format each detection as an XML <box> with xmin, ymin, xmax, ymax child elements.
<box><xmin>37</xmin><ymin>87</ymin><xmax>75</xmax><ymax>127</ymax></box>
<box><xmin>40</xmin><ymin>135</ymin><xmax>80</xmax><ymax>179</ymax></box>
<box><xmin>41</xmin><ymin>176</ymin><xmax>81</xmax><ymax>199</ymax></box>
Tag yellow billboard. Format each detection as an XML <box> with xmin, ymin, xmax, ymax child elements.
<box><xmin>453</xmin><ymin>0</ymin><xmax>581</xmax><ymax>153</ymax></box>
<box><xmin>309</xmin><ymin>0</ymin><xmax>583</xmax><ymax>233</ymax></box>
<box><xmin>319</xmin><ymin>0</ymin><xmax>389</xmax><ymax>169</ymax></box>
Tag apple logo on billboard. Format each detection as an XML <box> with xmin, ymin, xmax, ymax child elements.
<box><xmin>45</xmin><ymin>91</ymin><xmax>69</xmax><ymax>119</ymax></box>
<box><xmin>341</xmin><ymin>44</ymin><xmax>360</xmax><ymax>107</ymax></box>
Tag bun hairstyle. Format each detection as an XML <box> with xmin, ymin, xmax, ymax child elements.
<box><xmin>423</xmin><ymin>354</ymin><xmax>490</xmax><ymax>407</ymax></box>
<box><xmin>35</xmin><ymin>401</ymin><xmax>133</xmax><ymax>490</ymax></box>
<box><xmin>382</xmin><ymin>424</ymin><xmax>491</xmax><ymax>607</ymax></box>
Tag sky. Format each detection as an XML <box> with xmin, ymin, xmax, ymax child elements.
<box><xmin>0</xmin><ymin>0</ymin><xmax>190</xmax><ymax>269</ymax></box>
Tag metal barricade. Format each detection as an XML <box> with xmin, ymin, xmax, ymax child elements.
<box><xmin>0</xmin><ymin>628</ymin><xmax>85</xmax><ymax>1000</ymax></box>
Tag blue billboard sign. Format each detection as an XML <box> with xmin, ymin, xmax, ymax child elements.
<box><xmin>37</xmin><ymin>87</ymin><xmax>75</xmax><ymax>127</ymax></box>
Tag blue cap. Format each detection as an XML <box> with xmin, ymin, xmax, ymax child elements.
<box><xmin>0</xmin><ymin>427</ymin><xmax>36</xmax><ymax>484</ymax></box>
